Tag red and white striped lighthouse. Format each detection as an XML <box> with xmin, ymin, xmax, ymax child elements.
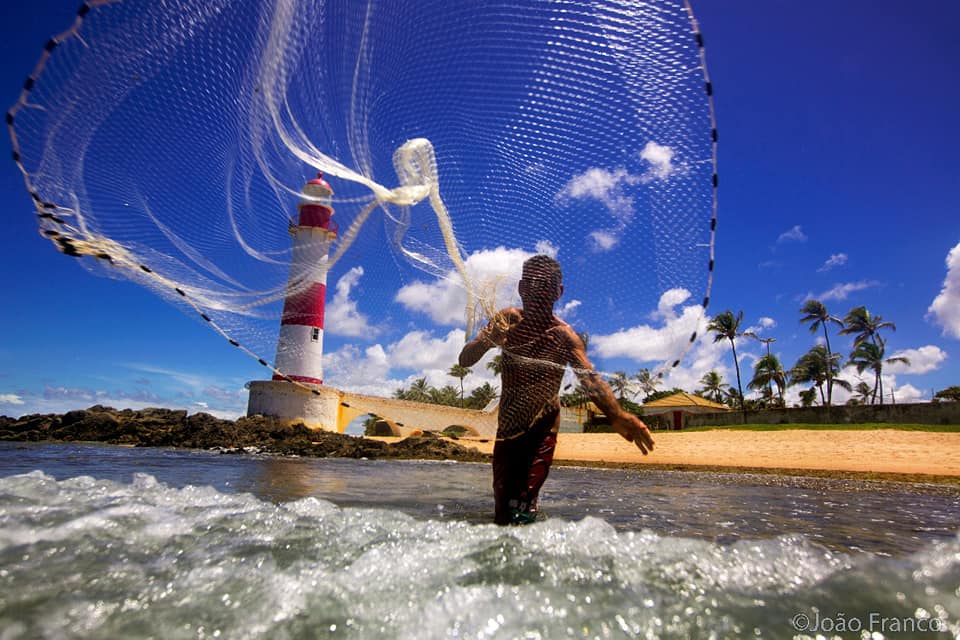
<box><xmin>272</xmin><ymin>172</ymin><xmax>338</xmax><ymax>385</ymax></box>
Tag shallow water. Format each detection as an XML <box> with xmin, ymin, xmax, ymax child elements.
<box><xmin>1</xmin><ymin>442</ymin><xmax>959</xmax><ymax>638</ymax></box>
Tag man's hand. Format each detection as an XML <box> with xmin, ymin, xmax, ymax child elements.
<box><xmin>482</xmin><ymin>322</ymin><xmax>509</xmax><ymax>347</ymax></box>
<box><xmin>485</xmin><ymin>309</ymin><xmax>522</xmax><ymax>346</ymax></box>
<box><xmin>611</xmin><ymin>414</ymin><xmax>655</xmax><ymax>455</ymax></box>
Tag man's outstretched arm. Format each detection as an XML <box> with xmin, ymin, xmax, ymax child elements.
<box><xmin>566</xmin><ymin>329</ymin><xmax>654</xmax><ymax>454</ymax></box>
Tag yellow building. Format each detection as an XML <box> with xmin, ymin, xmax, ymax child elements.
<box><xmin>641</xmin><ymin>392</ymin><xmax>730</xmax><ymax>430</ymax></box>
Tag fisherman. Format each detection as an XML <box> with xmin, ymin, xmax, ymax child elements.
<box><xmin>459</xmin><ymin>255</ymin><xmax>654</xmax><ymax>525</ymax></box>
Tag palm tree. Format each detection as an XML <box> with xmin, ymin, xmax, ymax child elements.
<box><xmin>852</xmin><ymin>381</ymin><xmax>873</xmax><ymax>405</ymax></box>
<box><xmin>799</xmin><ymin>300</ymin><xmax>844</xmax><ymax>405</ymax></box>
<box><xmin>562</xmin><ymin>382</ymin><xmax>589</xmax><ymax>411</ymax></box>
<box><xmin>798</xmin><ymin>387</ymin><xmax>818</xmax><ymax>407</ymax></box>
<box><xmin>839</xmin><ymin>306</ymin><xmax>896</xmax><ymax>347</ymax></box>
<box><xmin>468</xmin><ymin>381</ymin><xmax>498</xmax><ymax>409</ymax></box>
<box><xmin>698</xmin><ymin>370</ymin><xmax>728</xmax><ymax>403</ymax></box>
<box><xmin>707</xmin><ymin>310</ymin><xmax>747</xmax><ymax>419</ymax></box>
<box><xmin>754</xmin><ymin>336</ymin><xmax>777</xmax><ymax>356</ymax></box>
<box><xmin>610</xmin><ymin>371</ymin><xmax>629</xmax><ymax>400</ymax></box>
<box><xmin>723</xmin><ymin>387</ymin><xmax>744</xmax><ymax>409</ymax></box>
<box><xmin>790</xmin><ymin>345</ymin><xmax>851</xmax><ymax>406</ymax></box>
<box><xmin>430</xmin><ymin>385</ymin><xmax>461</xmax><ymax>406</ymax></box>
<box><xmin>847</xmin><ymin>341</ymin><xmax>909</xmax><ymax>405</ymax></box>
<box><xmin>448</xmin><ymin>364</ymin><xmax>471</xmax><ymax>407</ymax></box>
<box><xmin>405</xmin><ymin>377</ymin><xmax>432</xmax><ymax>403</ymax></box>
<box><xmin>744</xmin><ymin>333</ymin><xmax>777</xmax><ymax>397</ymax></box>
<box><xmin>486</xmin><ymin>354</ymin><xmax>503</xmax><ymax>377</ymax></box>
<box><xmin>748</xmin><ymin>353</ymin><xmax>786</xmax><ymax>406</ymax></box>
<box><xmin>632</xmin><ymin>368</ymin><xmax>661</xmax><ymax>401</ymax></box>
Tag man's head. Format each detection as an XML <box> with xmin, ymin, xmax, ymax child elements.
<box><xmin>519</xmin><ymin>254</ymin><xmax>563</xmax><ymax>310</ymax></box>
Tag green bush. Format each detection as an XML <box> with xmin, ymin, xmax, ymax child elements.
<box><xmin>582</xmin><ymin>417</ymin><xmax>613</xmax><ymax>433</ymax></box>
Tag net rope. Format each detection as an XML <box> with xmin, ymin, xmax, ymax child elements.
<box><xmin>9</xmin><ymin>0</ymin><xmax>718</xmax><ymax>402</ymax></box>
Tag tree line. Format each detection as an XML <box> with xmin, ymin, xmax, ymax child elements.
<box><xmin>705</xmin><ymin>301</ymin><xmax>912</xmax><ymax>412</ymax></box>
<box><xmin>388</xmin><ymin>302</ymin><xmax>956</xmax><ymax>418</ymax></box>
<box><xmin>391</xmin><ymin>363</ymin><xmax>499</xmax><ymax>410</ymax></box>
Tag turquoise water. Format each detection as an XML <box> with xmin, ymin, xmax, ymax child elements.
<box><xmin>1</xmin><ymin>442</ymin><xmax>958</xmax><ymax>638</ymax></box>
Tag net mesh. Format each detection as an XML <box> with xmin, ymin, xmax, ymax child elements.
<box><xmin>10</xmin><ymin>0</ymin><xmax>717</xmax><ymax>397</ymax></box>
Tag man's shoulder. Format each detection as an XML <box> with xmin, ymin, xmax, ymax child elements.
<box><xmin>549</xmin><ymin>318</ymin><xmax>581</xmax><ymax>342</ymax></box>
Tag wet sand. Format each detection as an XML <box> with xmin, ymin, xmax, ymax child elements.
<box><xmin>429</xmin><ymin>430</ymin><xmax>960</xmax><ymax>483</ymax></box>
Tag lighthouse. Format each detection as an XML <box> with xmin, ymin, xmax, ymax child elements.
<box><xmin>273</xmin><ymin>172</ymin><xmax>337</xmax><ymax>385</ymax></box>
<box><xmin>246</xmin><ymin>169</ymin><xmax>501</xmax><ymax>437</ymax></box>
<box><xmin>246</xmin><ymin>172</ymin><xmax>343</xmax><ymax>430</ymax></box>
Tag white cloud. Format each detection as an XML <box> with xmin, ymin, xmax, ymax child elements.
<box><xmin>825</xmin><ymin>366</ymin><xmax>859</xmax><ymax>405</ymax></box>
<box><xmin>388</xmin><ymin>330</ymin><xmax>466</xmax><ymax>372</ymax></box>
<box><xmin>321</xmin><ymin>343</ymin><xmax>397</xmax><ymax>397</ymax></box>
<box><xmin>817</xmin><ymin>280</ymin><xmax>880</xmax><ymax>302</ymax></box>
<box><xmin>557</xmin><ymin>143</ymin><xmax>678</xmax><ymax>254</ymax></box>
<box><xmin>0</xmin><ymin>394</ymin><xmax>24</xmax><ymax>406</ymax></box>
<box><xmin>887</xmin><ymin>345</ymin><xmax>947</xmax><ymax>375</ymax></box>
<box><xmin>588</xmin><ymin>230</ymin><xmax>620</xmax><ymax>251</ymax></box>
<box><xmin>558</xmin><ymin>166</ymin><xmax>632</xmax><ymax>253</ymax></box>
<box><xmin>395</xmin><ymin>246</ymin><xmax>533</xmax><ymax>327</ymax></box>
<box><xmin>638</xmin><ymin>141</ymin><xmax>676</xmax><ymax>181</ymax></box>
<box><xmin>7</xmin><ymin>384</ymin><xmax>246</xmax><ymax>420</ymax></box>
<box><xmin>556</xmin><ymin>300</ymin><xmax>581</xmax><ymax>320</ymax></box>
<box><xmin>928</xmin><ymin>241</ymin><xmax>960</xmax><ymax>339</ymax></box>
<box><xmin>41</xmin><ymin>385</ymin><xmax>101</xmax><ymax>404</ymax></box>
<box><xmin>561</xmin><ymin>167</ymin><xmax>631</xmax><ymax>203</ymax></box>
<box><xmin>890</xmin><ymin>383</ymin><xmax>926</xmax><ymax>403</ymax></box>
<box><xmin>322</xmin><ymin>328</ymin><xmax>502</xmax><ymax>398</ymax></box>
<box><xmin>777</xmin><ymin>225</ymin><xmax>807</xmax><ymax>243</ymax></box>
<box><xmin>817</xmin><ymin>253</ymin><xmax>848</xmax><ymax>272</ymax></box>
<box><xmin>758</xmin><ymin>317</ymin><xmax>777</xmax><ymax>329</ymax></box>
<box><xmin>117</xmin><ymin>365</ymin><xmax>249</xmax><ymax>417</ymax></box>
<box><xmin>659</xmin><ymin>335</ymin><xmax>737</xmax><ymax>397</ymax></box>
<box><xmin>592</xmin><ymin>289</ymin><xmax>705</xmax><ymax>362</ymax></box>
<box><xmin>652</xmin><ymin>288</ymin><xmax>692</xmax><ymax>321</ymax></box>
<box><xmin>325</xmin><ymin>266</ymin><xmax>378</xmax><ymax>337</ymax></box>
<box><xmin>534</xmin><ymin>240</ymin><xmax>559</xmax><ymax>257</ymax></box>
<box><xmin>797</xmin><ymin>365</ymin><xmax>932</xmax><ymax>407</ymax></box>
<box><xmin>123</xmin><ymin>364</ymin><xmax>212</xmax><ymax>389</ymax></box>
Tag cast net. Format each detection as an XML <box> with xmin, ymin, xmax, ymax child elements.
<box><xmin>10</xmin><ymin>0</ymin><xmax>717</xmax><ymax>405</ymax></box>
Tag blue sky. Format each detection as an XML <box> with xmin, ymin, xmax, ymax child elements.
<box><xmin>1</xmin><ymin>0</ymin><xmax>959</xmax><ymax>419</ymax></box>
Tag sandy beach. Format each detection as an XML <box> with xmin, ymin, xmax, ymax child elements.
<box><xmin>449</xmin><ymin>430</ymin><xmax>960</xmax><ymax>480</ymax></box>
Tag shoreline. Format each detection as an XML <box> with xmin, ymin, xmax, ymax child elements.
<box><xmin>547</xmin><ymin>460</ymin><xmax>960</xmax><ymax>489</ymax></box>
<box><xmin>377</xmin><ymin>429</ymin><xmax>960</xmax><ymax>487</ymax></box>
<box><xmin>9</xmin><ymin>436</ymin><xmax>960</xmax><ymax>489</ymax></box>
<box><xmin>4</xmin><ymin>406</ymin><xmax>959</xmax><ymax>487</ymax></box>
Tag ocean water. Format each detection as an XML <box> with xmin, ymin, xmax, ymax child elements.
<box><xmin>1</xmin><ymin>442</ymin><xmax>958</xmax><ymax>639</ymax></box>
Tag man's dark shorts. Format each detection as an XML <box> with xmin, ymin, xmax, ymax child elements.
<box><xmin>492</xmin><ymin>406</ymin><xmax>559</xmax><ymax>525</ymax></box>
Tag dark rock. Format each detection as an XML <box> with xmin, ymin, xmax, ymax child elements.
<box><xmin>1</xmin><ymin>405</ymin><xmax>490</xmax><ymax>463</ymax></box>
<box><xmin>390</xmin><ymin>433</ymin><xmax>490</xmax><ymax>462</ymax></box>
<box><xmin>0</xmin><ymin>413</ymin><xmax>60</xmax><ymax>441</ymax></box>
<box><xmin>51</xmin><ymin>410</ymin><xmax>123</xmax><ymax>442</ymax></box>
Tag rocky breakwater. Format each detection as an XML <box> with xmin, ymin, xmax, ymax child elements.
<box><xmin>0</xmin><ymin>405</ymin><xmax>490</xmax><ymax>462</ymax></box>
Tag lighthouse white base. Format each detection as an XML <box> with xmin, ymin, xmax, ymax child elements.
<box><xmin>274</xmin><ymin>324</ymin><xmax>325</xmax><ymax>384</ymax></box>
<box><xmin>246</xmin><ymin>380</ymin><xmax>342</xmax><ymax>432</ymax></box>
